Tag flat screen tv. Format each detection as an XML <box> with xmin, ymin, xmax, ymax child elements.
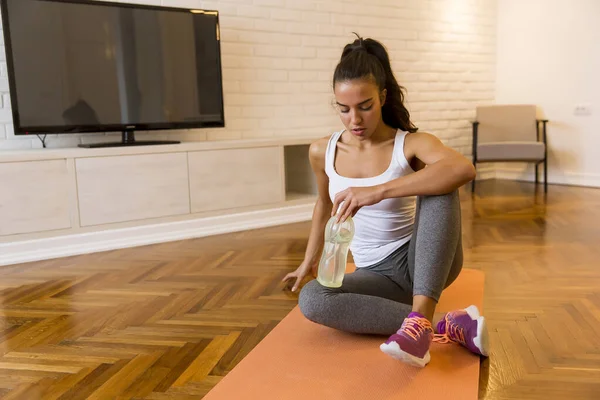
<box><xmin>0</xmin><ymin>0</ymin><xmax>224</xmax><ymax>147</ymax></box>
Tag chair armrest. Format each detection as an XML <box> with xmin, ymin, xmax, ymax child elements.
<box><xmin>536</xmin><ymin>119</ymin><xmax>548</xmax><ymax>144</ymax></box>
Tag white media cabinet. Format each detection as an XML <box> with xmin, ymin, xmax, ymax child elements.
<box><xmin>0</xmin><ymin>138</ymin><xmax>319</xmax><ymax>266</ymax></box>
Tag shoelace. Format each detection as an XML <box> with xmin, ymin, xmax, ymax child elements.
<box><xmin>433</xmin><ymin>315</ymin><xmax>466</xmax><ymax>345</ymax></box>
<box><xmin>402</xmin><ymin>317</ymin><xmax>433</xmax><ymax>340</ymax></box>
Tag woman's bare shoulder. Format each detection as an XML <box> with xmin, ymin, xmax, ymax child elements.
<box><xmin>309</xmin><ymin>134</ymin><xmax>333</xmax><ymax>164</ymax></box>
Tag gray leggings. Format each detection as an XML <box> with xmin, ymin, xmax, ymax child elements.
<box><xmin>298</xmin><ymin>191</ymin><xmax>463</xmax><ymax>335</ymax></box>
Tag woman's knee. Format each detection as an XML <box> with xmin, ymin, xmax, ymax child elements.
<box><xmin>298</xmin><ymin>280</ymin><xmax>328</xmax><ymax>323</ymax></box>
<box><xmin>418</xmin><ymin>190</ymin><xmax>460</xmax><ymax>213</ymax></box>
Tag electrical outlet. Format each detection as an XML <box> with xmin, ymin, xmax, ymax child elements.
<box><xmin>574</xmin><ymin>103</ymin><xmax>592</xmax><ymax>116</ymax></box>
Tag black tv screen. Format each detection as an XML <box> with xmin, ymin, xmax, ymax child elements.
<box><xmin>1</xmin><ymin>0</ymin><xmax>224</xmax><ymax>135</ymax></box>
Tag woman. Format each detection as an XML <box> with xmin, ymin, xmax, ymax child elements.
<box><xmin>281</xmin><ymin>35</ymin><xmax>489</xmax><ymax>368</ymax></box>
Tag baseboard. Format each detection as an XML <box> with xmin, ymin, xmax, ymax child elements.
<box><xmin>495</xmin><ymin>166</ymin><xmax>600</xmax><ymax>188</ymax></box>
<box><xmin>0</xmin><ymin>203</ymin><xmax>315</xmax><ymax>266</ymax></box>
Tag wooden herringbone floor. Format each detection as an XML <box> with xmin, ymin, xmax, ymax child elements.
<box><xmin>1</xmin><ymin>179</ymin><xmax>599</xmax><ymax>399</ymax></box>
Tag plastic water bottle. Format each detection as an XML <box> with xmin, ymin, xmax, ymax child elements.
<box><xmin>317</xmin><ymin>215</ymin><xmax>355</xmax><ymax>288</ymax></box>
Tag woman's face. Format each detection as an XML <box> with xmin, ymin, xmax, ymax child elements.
<box><xmin>334</xmin><ymin>78</ymin><xmax>386</xmax><ymax>140</ymax></box>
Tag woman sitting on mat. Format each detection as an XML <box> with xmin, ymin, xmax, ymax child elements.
<box><xmin>281</xmin><ymin>34</ymin><xmax>489</xmax><ymax>368</ymax></box>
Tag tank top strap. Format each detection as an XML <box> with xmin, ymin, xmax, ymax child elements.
<box><xmin>392</xmin><ymin>130</ymin><xmax>413</xmax><ymax>172</ymax></box>
<box><xmin>324</xmin><ymin>129</ymin><xmax>345</xmax><ymax>176</ymax></box>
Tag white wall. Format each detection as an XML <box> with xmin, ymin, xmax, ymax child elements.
<box><xmin>495</xmin><ymin>0</ymin><xmax>600</xmax><ymax>187</ymax></box>
<box><xmin>0</xmin><ymin>0</ymin><xmax>497</xmax><ymax>152</ymax></box>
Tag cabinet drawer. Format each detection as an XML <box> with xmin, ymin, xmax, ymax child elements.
<box><xmin>0</xmin><ymin>160</ymin><xmax>71</xmax><ymax>236</ymax></box>
<box><xmin>189</xmin><ymin>147</ymin><xmax>283</xmax><ymax>212</ymax></box>
<box><xmin>76</xmin><ymin>153</ymin><xmax>190</xmax><ymax>226</ymax></box>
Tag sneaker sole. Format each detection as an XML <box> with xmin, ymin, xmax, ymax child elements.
<box><xmin>379</xmin><ymin>341</ymin><xmax>430</xmax><ymax>368</ymax></box>
<box><xmin>464</xmin><ymin>305</ymin><xmax>490</xmax><ymax>357</ymax></box>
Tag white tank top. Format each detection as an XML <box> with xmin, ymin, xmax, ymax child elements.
<box><xmin>325</xmin><ymin>129</ymin><xmax>417</xmax><ymax>268</ymax></box>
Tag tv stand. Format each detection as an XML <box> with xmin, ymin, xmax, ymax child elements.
<box><xmin>1</xmin><ymin>137</ymin><xmax>319</xmax><ymax>265</ymax></box>
<box><xmin>78</xmin><ymin>130</ymin><xmax>180</xmax><ymax>148</ymax></box>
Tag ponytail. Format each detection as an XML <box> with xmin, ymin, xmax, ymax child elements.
<box><xmin>333</xmin><ymin>34</ymin><xmax>418</xmax><ymax>133</ymax></box>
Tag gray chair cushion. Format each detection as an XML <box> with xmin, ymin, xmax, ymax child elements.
<box><xmin>477</xmin><ymin>142</ymin><xmax>545</xmax><ymax>162</ymax></box>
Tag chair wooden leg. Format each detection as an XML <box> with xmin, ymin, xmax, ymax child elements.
<box><xmin>535</xmin><ymin>162</ymin><xmax>539</xmax><ymax>185</ymax></box>
<box><xmin>544</xmin><ymin>159</ymin><xmax>548</xmax><ymax>193</ymax></box>
<box><xmin>472</xmin><ymin>162</ymin><xmax>476</xmax><ymax>193</ymax></box>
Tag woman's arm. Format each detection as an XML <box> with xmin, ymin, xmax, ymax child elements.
<box><xmin>282</xmin><ymin>137</ymin><xmax>333</xmax><ymax>291</ymax></box>
<box><xmin>303</xmin><ymin>198</ymin><xmax>333</xmax><ymax>268</ymax></box>
<box><xmin>302</xmin><ymin>139</ymin><xmax>333</xmax><ymax>268</ymax></box>
<box><xmin>332</xmin><ymin>132</ymin><xmax>475</xmax><ymax>222</ymax></box>
<box><xmin>380</xmin><ymin>132</ymin><xmax>476</xmax><ymax>198</ymax></box>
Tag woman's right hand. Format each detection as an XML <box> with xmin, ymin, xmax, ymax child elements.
<box><xmin>281</xmin><ymin>262</ymin><xmax>314</xmax><ymax>293</ymax></box>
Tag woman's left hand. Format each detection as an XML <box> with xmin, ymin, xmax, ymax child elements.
<box><xmin>332</xmin><ymin>185</ymin><xmax>384</xmax><ymax>222</ymax></box>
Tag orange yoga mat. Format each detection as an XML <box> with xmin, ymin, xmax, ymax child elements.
<box><xmin>204</xmin><ymin>268</ymin><xmax>484</xmax><ymax>400</ymax></box>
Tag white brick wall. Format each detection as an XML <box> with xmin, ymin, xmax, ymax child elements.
<box><xmin>0</xmin><ymin>0</ymin><xmax>497</xmax><ymax>154</ymax></box>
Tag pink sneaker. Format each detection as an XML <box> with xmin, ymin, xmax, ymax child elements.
<box><xmin>434</xmin><ymin>305</ymin><xmax>489</xmax><ymax>357</ymax></box>
<box><xmin>380</xmin><ymin>312</ymin><xmax>433</xmax><ymax>367</ymax></box>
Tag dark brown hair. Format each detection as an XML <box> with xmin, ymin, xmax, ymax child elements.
<box><xmin>333</xmin><ymin>34</ymin><xmax>418</xmax><ymax>133</ymax></box>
